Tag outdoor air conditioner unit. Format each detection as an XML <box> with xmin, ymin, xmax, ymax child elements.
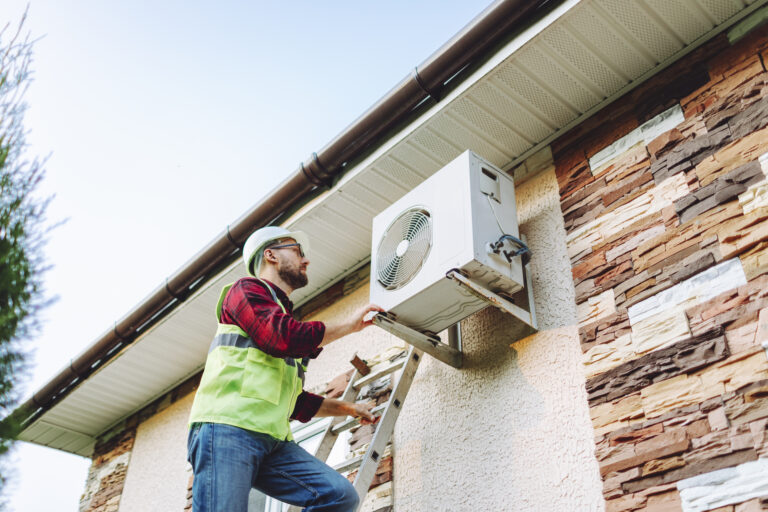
<box><xmin>370</xmin><ymin>150</ymin><xmax>528</xmax><ymax>335</ymax></box>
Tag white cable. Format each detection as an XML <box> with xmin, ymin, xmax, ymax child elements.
<box><xmin>485</xmin><ymin>193</ymin><xmax>515</xmax><ymax>272</ymax></box>
<box><xmin>486</xmin><ymin>193</ymin><xmax>510</xmax><ymax>235</ymax></box>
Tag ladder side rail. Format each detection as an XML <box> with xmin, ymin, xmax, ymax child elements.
<box><xmin>313</xmin><ymin>368</ymin><xmax>360</xmax><ymax>463</ymax></box>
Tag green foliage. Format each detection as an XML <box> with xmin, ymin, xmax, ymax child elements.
<box><xmin>0</xmin><ymin>8</ymin><xmax>52</xmax><ymax>496</ymax></box>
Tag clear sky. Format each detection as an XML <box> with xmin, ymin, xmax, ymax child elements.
<box><xmin>1</xmin><ymin>1</ymin><xmax>492</xmax><ymax>510</ymax></box>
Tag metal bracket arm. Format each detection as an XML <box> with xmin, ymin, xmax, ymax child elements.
<box><xmin>372</xmin><ymin>313</ymin><xmax>462</xmax><ymax>368</ymax></box>
<box><xmin>446</xmin><ymin>270</ymin><xmax>538</xmax><ymax>330</ymax></box>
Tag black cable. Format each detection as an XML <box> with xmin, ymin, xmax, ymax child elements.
<box><xmin>491</xmin><ymin>234</ymin><xmax>531</xmax><ymax>266</ymax></box>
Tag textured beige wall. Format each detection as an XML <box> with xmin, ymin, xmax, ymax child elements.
<box><xmin>391</xmin><ymin>168</ymin><xmax>604</xmax><ymax>511</ymax></box>
<box><xmin>119</xmin><ymin>168</ymin><xmax>603</xmax><ymax>510</ymax></box>
<box><xmin>119</xmin><ymin>392</ymin><xmax>194</xmax><ymax>512</ymax></box>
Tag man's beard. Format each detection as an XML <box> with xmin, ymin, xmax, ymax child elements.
<box><xmin>278</xmin><ymin>260</ymin><xmax>308</xmax><ymax>289</ymax></box>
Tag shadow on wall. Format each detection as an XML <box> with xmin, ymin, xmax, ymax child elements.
<box><xmin>448</xmin><ymin>306</ymin><xmax>545</xmax><ymax>431</ymax></box>
<box><xmin>515</xmin><ymin>168</ymin><xmax>580</xmax><ymax>332</ymax></box>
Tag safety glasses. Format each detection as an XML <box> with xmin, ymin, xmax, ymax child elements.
<box><xmin>268</xmin><ymin>242</ymin><xmax>305</xmax><ymax>258</ymax></box>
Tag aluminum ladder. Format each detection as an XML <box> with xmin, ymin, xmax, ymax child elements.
<box><xmin>287</xmin><ymin>346</ymin><xmax>422</xmax><ymax>512</ymax></box>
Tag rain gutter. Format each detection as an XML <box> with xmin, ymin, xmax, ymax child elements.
<box><xmin>10</xmin><ymin>0</ymin><xmax>554</xmax><ymax>432</ymax></box>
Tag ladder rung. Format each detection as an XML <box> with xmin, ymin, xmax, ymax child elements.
<box><xmin>331</xmin><ymin>404</ymin><xmax>386</xmax><ymax>435</ymax></box>
<box><xmin>333</xmin><ymin>445</ymin><xmax>392</xmax><ymax>474</ymax></box>
<box><xmin>333</xmin><ymin>454</ymin><xmax>363</xmax><ymax>473</ymax></box>
<box><xmin>353</xmin><ymin>357</ymin><xmax>406</xmax><ymax>389</ymax></box>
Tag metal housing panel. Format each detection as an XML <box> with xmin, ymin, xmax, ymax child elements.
<box><xmin>369</xmin><ymin>151</ymin><xmax>524</xmax><ymax>333</ymax></box>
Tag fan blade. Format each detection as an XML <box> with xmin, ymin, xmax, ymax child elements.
<box><xmin>405</xmin><ymin>212</ymin><xmax>423</xmax><ymax>241</ymax></box>
<box><xmin>378</xmin><ymin>208</ymin><xmax>431</xmax><ymax>289</ymax></box>
<box><xmin>379</xmin><ymin>256</ymin><xmax>402</xmax><ymax>287</ymax></box>
<box><xmin>400</xmin><ymin>212</ymin><xmax>414</xmax><ymax>240</ymax></box>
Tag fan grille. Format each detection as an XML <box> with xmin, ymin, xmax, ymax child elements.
<box><xmin>376</xmin><ymin>208</ymin><xmax>432</xmax><ymax>290</ymax></box>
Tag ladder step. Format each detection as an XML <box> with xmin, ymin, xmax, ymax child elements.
<box><xmin>333</xmin><ymin>454</ymin><xmax>363</xmax><ymax>473</ymax></box>
<box><xmin>332</xmin><ymin>447</ymin><xmax>391</xmax><ymax>474</ymax></box>
<box><xmin>353</xmin><ymin>357</ymin><xmax>405</xmax><ymax>389</ymax></box>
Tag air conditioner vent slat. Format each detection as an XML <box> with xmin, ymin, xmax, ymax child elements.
<box><xmin>376</xmin><ymin>208</ymin><xmax>432</xmax><ymax>290</ymax></box>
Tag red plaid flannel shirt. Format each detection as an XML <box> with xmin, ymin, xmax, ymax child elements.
<box><xmin>220</xmin><ymin>277</ymin><xmax>325</xmax><ymax>422</ymax></box>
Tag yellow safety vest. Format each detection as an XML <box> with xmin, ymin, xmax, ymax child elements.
<box><xmin>188</xmin><ymin>279</ymin><xmax>307</xmax><ymax>440</ymax></box>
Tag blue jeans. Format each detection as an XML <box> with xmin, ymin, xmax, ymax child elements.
<box><xmin>187</xmin><ymin>423</ymin><xmax>359</xmax><ymax>512</ymax></box>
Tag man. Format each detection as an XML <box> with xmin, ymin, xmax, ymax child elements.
<box><xmin>187</xmin><ymin>226</ymin><xmax>383</xmax><ymax>511</ymax></box>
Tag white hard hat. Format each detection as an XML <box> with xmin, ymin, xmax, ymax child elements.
<box><xmin>243</xmin><ymin>226</ymin><xmax>310</xmax><ymax>277</ymax></box>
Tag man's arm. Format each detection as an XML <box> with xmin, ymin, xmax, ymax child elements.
<box><xmin>222</xmin><ymin>279</ymin><xmax>325</xmax><ymax>358</ymax></box>
<box><xmin>291</xmin><ymin>391</ymin><xmax>325</xmax><ymax>423</ymax></box>
<box><xmin>320</xmin><ymin>303</ymin><xmax>384</xmax><ymax>347</ymax></box>
<box><xmin>290</xmin><ymin>392</ymin><xmax>376</xmax><ymax>424</ymax></box>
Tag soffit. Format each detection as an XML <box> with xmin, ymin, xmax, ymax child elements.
<box><xmin>17</xmin><ymin>0</ymin><xmax>765</xmax><ymax>455</ymax></box>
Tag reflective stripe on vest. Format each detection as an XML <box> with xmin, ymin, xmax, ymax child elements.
<box><xmin>208</xmin><ymin>331</ymin><xmax>307</xmax><ymax>381</ymax></box>
<box><xmin>188</xmin><ymin>279</ymin><xmax>307</xmax><ymax>440</ymax></box>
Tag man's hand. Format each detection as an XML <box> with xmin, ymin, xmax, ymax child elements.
<box><xmin>347</xmin><ymin>304</ymin><xmax>385</xmax><ymax>333</ymax></box>
<box><xmin>351</xmin><ymin>401</ymin><xmax>376</xmax><ymax>425</ymax></box>
<box><xmin>321</xmin><ymin>303</ymin><xmax>384</xmax><ymax>346</ymax></box>
<box><xmin>315</xmin><ymin>398</ymin><xmax>377</xmax><ymax>424</ymax></box>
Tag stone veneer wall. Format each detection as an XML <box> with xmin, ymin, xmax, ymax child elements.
<box><xmin>553</xmin><ymin>21</ymin><xmax>768</xmax><ymax>512</ymax></box>
<box><xmin>78</xmin><ymin>374</ymin><xmax>198</xmax><ymax>511</ymax></box>
<box><xmin>78</xmin><ymin>428</ymin><xmax>135</xmax><ymax>512</ymax></box>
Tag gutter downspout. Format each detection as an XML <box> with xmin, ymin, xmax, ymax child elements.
<box><xmin>11</xmin><ymin>0</ymin><xmax>551</xmax><ymax>432</ymax></box>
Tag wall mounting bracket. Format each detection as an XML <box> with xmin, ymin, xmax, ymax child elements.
<box><xmin>373</xmin><ymin>244</ymin><xmax>537</xmax><ymax>368</ymax></box>
<box><xmin>446</xmin><ymin>265</ymin><xmax>538</xmax><ymax>330</ymax></box>
<box><xmin>372</xmin><ymin>313</ymin><xmax>462</xmax><ymax>368</ymax></box>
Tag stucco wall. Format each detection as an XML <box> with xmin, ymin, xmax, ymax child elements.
<box><xmin>392</xmin><ymin>168</ymin><xmax>604</xmax><ymax>511</ymax></box>
<box><xmin>111</xmin><ymin>168</ymin><xmax>603</xmax><ymax>511</ymax></box>
<box><xmin>119</xmin><ymin>391</ymin><xmax>194</xmax><ymax>512</ymax></box>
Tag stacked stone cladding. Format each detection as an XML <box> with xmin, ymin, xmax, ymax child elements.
<box><xmin>79</xmin><ymin>429</ymin><xmax>135</xmax><ymax>512</ymax></box>
<box><xmin>80</xmin><ymin>373</ymin><xmax>199</xmax><ymax>511</ymax></box>
<box><xmin>554</xmin><ymin>22</ymin><xmax>768</xmax><ymax>512</ymax></box>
